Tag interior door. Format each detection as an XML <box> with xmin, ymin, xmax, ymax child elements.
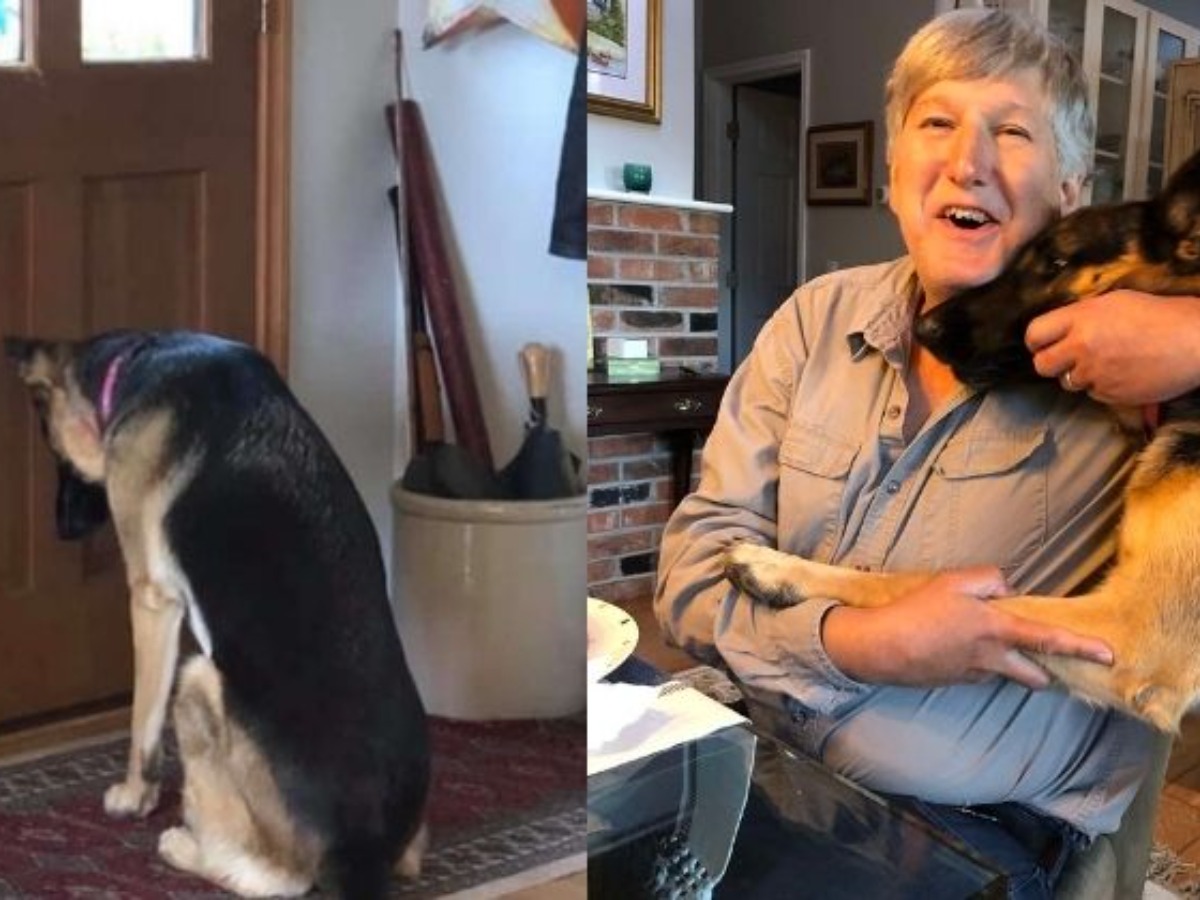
<box><xmin>731</xmin><ymin>79</ymin><xmax>799</xmax><ymax>367</ymax></box>
<box><xmin>1166</xmin><ymin>59</ymin><xmax>1200</xmax><ymax>176</ymax></box>
<box><xmin>0</xmin><ymin>0</ymin><xmax>265</xmax><ymax>731</ymax></box>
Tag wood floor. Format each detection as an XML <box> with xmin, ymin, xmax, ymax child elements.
<box><xmin>615</xmin><ymin>593</ymin><xmax>1200</xmax><ymax>878</ymax></box>
<box><xmin>1158</xmin><ymin>716</ymin><xmax>1200</xmax><ymax>870</ymax></box>
<box><xmin>502</xmin><ymin>871</ymin><xmax>586</xmax><ymax>898</ymax></box>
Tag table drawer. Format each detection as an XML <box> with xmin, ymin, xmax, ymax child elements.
<box><xmin>588</xmin><ymin>389</ymin><xmax>722</xmax><ymax>432</ymax></box>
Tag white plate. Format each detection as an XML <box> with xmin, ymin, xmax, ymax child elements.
<box><xmin>587</xmin><ymin>597</ymin><xmax>639</xmax><ymax>682</ymax></box>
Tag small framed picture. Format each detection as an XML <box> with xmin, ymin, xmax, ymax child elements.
<box><xmin>586</xmin><ymin>0</ymin><xmax>662</xmax><ymax>124</ymax></box>
<box><xmin>806</xmin><ymin>121</ymin><xmax>874</xmax><ymax>206</ymax></box>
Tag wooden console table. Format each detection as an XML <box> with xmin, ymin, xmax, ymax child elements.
<box><xmin>587</xmin><ymin>368</ymin><xmax>730</xmax><ymax>508</ymax></box>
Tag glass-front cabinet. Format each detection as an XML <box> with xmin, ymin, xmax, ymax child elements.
<box><xmin>1142</xmin><ymin>11</ymin><xmax>1200</xmax><ymax>194</ymax></box>
<box><xmin>1037</xmin><ymin>0</ymin><xmax>1200</xmax><ymax>203</ymax></box>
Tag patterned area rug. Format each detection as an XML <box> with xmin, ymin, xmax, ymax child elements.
<box><xmin>0</xmin><ymin>716</ymin><xmax>585</xmax><ymax>898</ymax></box>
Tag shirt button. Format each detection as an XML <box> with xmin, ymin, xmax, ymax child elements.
<box><xmin>886</xmin><ymin>405</ymin><xmax>901</xmax><ymax>419</ymax></box>
<box><xmin>886</xmin><ymin>480</ymin><xmax>900</xmax><ymax>494</ymax></box>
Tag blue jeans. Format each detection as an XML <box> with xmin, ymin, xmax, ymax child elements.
<box><xmin>892</xmin><ymin>798</ymin><xmax>1088</xmax><ymax>900</ymax></box>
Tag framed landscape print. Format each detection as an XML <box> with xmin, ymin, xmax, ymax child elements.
<box><xmin>586</xmin><ymin>0</ymin><xmax>661</xmax><ymax>124</ymax></box>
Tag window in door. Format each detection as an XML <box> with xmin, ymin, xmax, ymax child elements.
<box><xmin>82</xmin><ymin>0</ymin><xmax>204</xmax><ymax>62</ymax></box>
<box><xmin>0</xmin><ymin>0</ymin><xmax>23</xmax><ymax>65</ymax></box>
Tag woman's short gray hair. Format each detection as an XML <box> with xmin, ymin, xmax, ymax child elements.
<box><xmin>884</xmin><ymin>9</ymin><xmax>1094</xmax><ymax>181</ymax></box>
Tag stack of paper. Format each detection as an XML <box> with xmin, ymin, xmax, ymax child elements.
<box><xmin>587</xmin><ymin>681</ymin><xmax>748</xmax><ymax>776</ymax></box>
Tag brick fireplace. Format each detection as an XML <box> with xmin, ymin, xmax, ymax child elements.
<box><xmin>586</xmin><ymin>192</ymin><xmax>730</xmax><ymax>603</ymax></box>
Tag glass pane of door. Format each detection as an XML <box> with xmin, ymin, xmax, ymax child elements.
<box><xmin>1099</xmin><ymin>7</ymin><xmax>1137</xmax><ymax>82</ymax></box>
<box><xmin>1093</xmin><ymin>6</ymin><xmax>1137</xmax><ymax>201</ymax></box>
<box><xmin>1154</xmin><ymin>29</ymin><xmax>1186</xmax><ymax>93</ymax></box>
<box><xmin>1095</xmin><ymin>77</ymin><xmax>1130</xmax><ymax>159</ymax></box>
<box><xmin>0</xmin><ymin>0</ymin><xmax>24</xmax><ymax>65</ymax></box>
<box><xmin>1047</xmin><ymin>0</ymin><xmax>1087</xmax><ymax>63</ymax></box>
<box><xmin>1145</xmin><ymin>25</ymin><xmax>1185</xmax><ymax>195</ymax></box>
<box><xmin>1091</xmin><ymin>157</ymin><xmax>1122</xmax><ymax>205</ymax></box>
<box><xmin>82</xmin><ymin>0</ymin><xmax>204</xmax><ymax>62</ymax></box>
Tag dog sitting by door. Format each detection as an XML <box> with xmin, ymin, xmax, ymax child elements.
<box><xmin>5</xmin><ymin>331</ymin><xmax>429</xmax><ymax>898</ymax></box>
<box><xmin>725</xmin><ymin>147</ymin><xmax>1200</xmax><ymax>734</ymax></box>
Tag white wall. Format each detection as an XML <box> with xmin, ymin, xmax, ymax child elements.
<box><xmin>290</xmin><ymin>2</ymin><xmax>583</xmax><ymax>581</ymax></box>
<box><xmin>394</xmin><ymin>6</ymin><xmax>584</xmax><ymax>464</ymax></box>
<box><xmin>290</xmin><ymin>0</ymin><xmax>402</xmax><ymax>565</ymax></box>
<box><xmin>587</xmin><ymin>1</ymin><xmax>696</xmax><ymax>198</ymax></box>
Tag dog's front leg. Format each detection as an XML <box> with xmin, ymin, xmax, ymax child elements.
<box><xmin>992</xmin><ymin>591</ymin><xmax>1184</xmax><ymax>731</ymax></box>
<box><xmin>104</xmin><ymin>578</ymin><xmax>184</xmax><ymax>818</ymax></box>
<box><xmin>724</xmin><ymin>543</ymin><xmax>936</xmax><ymax>609</ymax></box>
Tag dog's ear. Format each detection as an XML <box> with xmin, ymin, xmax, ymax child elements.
<box><xmin>3</xmin><ymin>337</ymin><xmax>68</xmax><ymax>388</ymax></box>
<box><xmin>1162</xmin><ymin>194</ymin><xmax>1200</xmax><ymax>266</ymax></box>
<box><xmin>1159</xmin><ymin>150</ymin><xmax>1200</xmax><ymax>267</ymax></box>
<box><xmin>54</xmin><ymin>461</ymin><xmax>110</xmax><ymax>541</ymax></box>
<box><xmin>4</xmin><ymin>336</ymin><xmax>40</xmax><ymax>368</ymax></box>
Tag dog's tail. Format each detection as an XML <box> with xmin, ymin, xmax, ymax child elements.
<box><xmin>326</xmin><ymin>838</ymin><xmax>392</xmax><ymax>900</ymax></box>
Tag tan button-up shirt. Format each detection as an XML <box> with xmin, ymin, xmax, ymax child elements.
<box><xmin>655</xmin><ymin>257</ymin><xmax>1154</xmax><ymax>837</ymax></box>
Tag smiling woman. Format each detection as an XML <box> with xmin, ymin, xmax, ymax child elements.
<box><xmin>655</xmin><ymin>9</ymin><xmax>1170</xmax><ymax>899</ymax></box>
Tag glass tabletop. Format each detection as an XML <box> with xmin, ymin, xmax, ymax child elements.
<box><xmin>588</xmin><ymin>719</ymin><xmax>1006</xmax><ymax>899</ymax></box>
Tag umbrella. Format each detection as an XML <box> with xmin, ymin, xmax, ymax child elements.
<box><xmin>386</xmin><ymin>34</ymin><xmax>502</xmax><ymax>499</ymax></box>
<box><xmin>390</xmin><ymin>183</ymin><xmax>504</xmax><ymax>500</ymax></box>
<box><xmin>499</xmin><ymin>343</ymin><xmax>584</xmax><ymax>500</ymax></box>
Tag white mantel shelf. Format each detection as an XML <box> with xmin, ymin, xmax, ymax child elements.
<box><xmin>587</xmin><ymin>189</ymin><xmax>733</xmax><ymax>214</ymax></box>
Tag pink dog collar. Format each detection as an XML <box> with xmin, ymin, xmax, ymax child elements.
<box><xmin>99</xmin><ymin>353</ymin><xmax>126</xmax><ymax>426</ymax></box>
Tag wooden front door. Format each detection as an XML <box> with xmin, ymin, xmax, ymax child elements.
<box><xmin>0</xmin><ymin>0</ymin><xmax>283</xmax><ymax>732</ymax></box>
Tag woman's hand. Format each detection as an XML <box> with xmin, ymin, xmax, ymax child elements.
<box><xmin>1026</xmin><ymin>292</ymin><xmax>1200</xmax><ymax>404</ymax></box>
<box><xmin>821</xmin><ymin>567</ymin><xmax>1113</xmax><ymax>689</ymax></box>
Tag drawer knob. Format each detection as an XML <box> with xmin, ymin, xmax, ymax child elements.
<box><xmin>674</xmin><ymin>397</ymin><xmax>702</xmax><ymax>414</ymax></box>
<box><xmin>587</xmin><ymin>404</ymin><xmax>603</xmax><ymax>420</ymax></box>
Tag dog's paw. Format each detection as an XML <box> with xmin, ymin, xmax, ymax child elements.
<box><xmin>104</xmin><ymin>779</ymin><xmax>160</xmax><ymax>818</ymax></box>
<box><xmin>723</xmin><ymin>543</ymin><xmax>805</xmax><ymax>608</ymax></box>
<box><xmin>395</xmin><ymin>821</ymin><xmax>429</xmax><ymax>879</ymax></box>
<box><xmin>158</xmin><ymin>827</ymin><xmax>201</xmax><ymax>871</ymax></box>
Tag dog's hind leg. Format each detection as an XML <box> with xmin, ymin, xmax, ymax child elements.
<box><xmin>161</xmin><ymin>656</ymin><xmax>318</xmax><ymax>898</ymax></box>
<box><xmin>724</xmin><ymin>543</ymin><xmax>936</xmax><ymax>609</ymax></box>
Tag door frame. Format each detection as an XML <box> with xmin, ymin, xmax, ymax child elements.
<box><xmin>257</xmin><ymin>0</ymin><xmax>292</xmax><ymax>373</ymax></box>
<box><xmin>701</xmin><ymin>50</ymin><xmax>809</xmax><ymax>371</ymax></box>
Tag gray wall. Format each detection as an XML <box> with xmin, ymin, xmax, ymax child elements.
<box><xmin>700</xmin><ymin>0</ymin><xmax>928</xmax><ymax>280</ymax></box>
<box><xmin>1143</xmin><ymin>0</ymin><xmax>1200</xmax><ymax>28</ymax></box>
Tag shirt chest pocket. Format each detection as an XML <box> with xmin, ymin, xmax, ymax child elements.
<box><xmin>777</xmin><ymin>424</ymin><xmax>858</xmax><ymax>561</ymax></box>
<box><xmin>922</xmin><ymin>427</ymin><xmax>1049</xmax><ymax>573</ymax></box>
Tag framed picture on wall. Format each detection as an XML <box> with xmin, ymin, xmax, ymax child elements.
<box><xmin>586</xmin><ymin>0</ymin><xmax>662</xmax><ymax>124</ymax></box>
<box><xmin>806</xmin><ymin>121</ymin><xmax>874</xmax><ymax>206</ymax></box>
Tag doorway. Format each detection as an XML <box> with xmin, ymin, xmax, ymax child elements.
<box><xmin>702</xmin><ymin>51</ymin><xmax>809</xmax><ymax>372</ymax></box>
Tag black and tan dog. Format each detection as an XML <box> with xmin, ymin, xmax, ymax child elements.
<box><xmin>5</xmin><ymin>331</ymin><xmax>429</xmax><ymax>898</ymax></box>
<box><xmin>725</xmin><ymin>147</ymin><xmax>1200</xmax><ymax>733</ymax></box>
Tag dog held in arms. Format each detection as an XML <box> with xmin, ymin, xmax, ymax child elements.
<box><xmin>4</xmin><ymin>331</ymin><xmax>429</xmax><ymax>898</ymax></box>
<box><xmin>725</xmin><ymin>147</ymin><xmax>1200</xmax><ymax>734</ymax></box>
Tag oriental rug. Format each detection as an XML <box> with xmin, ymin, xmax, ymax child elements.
<box><xmin>0</xmin><ymin>716</ymin><xmax>585</xmax><ymax>898</ymax></box>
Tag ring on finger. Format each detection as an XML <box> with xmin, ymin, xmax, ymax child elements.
<box><xmin>1061</xmin><ymin>369</ymin><xmax>1076</xmax><ymax>391</ymax></box>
